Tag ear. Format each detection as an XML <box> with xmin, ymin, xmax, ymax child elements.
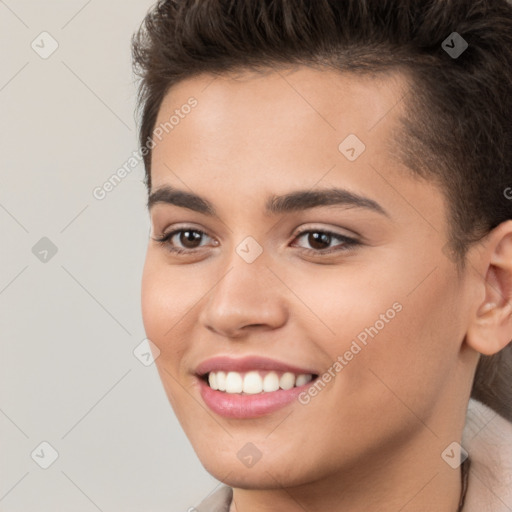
<box><xmin>466</xmin><ymin>220</ymin><xmax>512</xmax><ymax>355</ymax></box>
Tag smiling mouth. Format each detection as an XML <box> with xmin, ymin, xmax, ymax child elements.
<box><xmin>201</xmin><ymin>370</ymin><xmax>319</xmax><ymax>394</ymax></box>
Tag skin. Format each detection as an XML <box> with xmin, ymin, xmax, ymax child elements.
<box><xmin>140</xmin><ymin>66</ymin><xmax>512</xmax><ymax>512</ymax></box>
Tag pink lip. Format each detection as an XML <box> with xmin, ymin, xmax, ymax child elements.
<box><xmin>194</xmin><ymin>355</ymin><xmax>317</xmax><ymax>376</ymax></box>
<box><xmin>194</xmin><ymin>356</ymin><xmax>319</xmax><ymax>419</ymax></box>
<box><xmin>197</xmin><ymin>377</ymin><xmax>316</xmax><ymax>419</ymax></box>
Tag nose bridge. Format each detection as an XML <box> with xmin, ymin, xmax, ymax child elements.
<box><xmin>198</xmin><ymin>243</ymin><xmax>287</xmax><ymax>336</ymax></box>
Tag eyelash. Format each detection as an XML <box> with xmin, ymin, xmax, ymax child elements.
<box><xmin>152</xmin><ymin>226</ymin><xmax>360</xmax><ymax>256</ymax></box>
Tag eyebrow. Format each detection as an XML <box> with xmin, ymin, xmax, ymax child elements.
<box><xmin>147</xmin><ymin>185</ymin><xmax>389</xmax><ymax>218</ymax></box>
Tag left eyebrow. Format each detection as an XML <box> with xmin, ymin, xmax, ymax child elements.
<box><xmin>147</xmin><ymin>185</ymin><xmax>389</xmax><ymax>218</ymax></box>
<box><xmin>265</xmin><ymin>188</ymin><xmax>389</xmax><ymax>217</ymax></box>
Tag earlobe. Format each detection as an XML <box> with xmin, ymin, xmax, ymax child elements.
<box><xmin>465</xmin><ymin>221</ymin><xmax>512</xmax><ymax>356</ymax></box>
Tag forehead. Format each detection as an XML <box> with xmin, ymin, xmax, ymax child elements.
<box><xmin>153</xmin><ymin>66</ymin><xmax>410</xmax><ymax>147</ymax></box>
<box><xmin>151</xmin><ymin>66</ymin><xmax>411</xmax><ymax>181</ymax></box>
<box><xmin>160</xmin><ymin>65</ymin><xmax>407</xmax><ymax>114</ymax></box>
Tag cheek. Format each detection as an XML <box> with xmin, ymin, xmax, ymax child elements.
<box><xmin>342</xmin><ymin>271</ymin><xmax>463</xmax><ymax>419</ymax></box>
<box><xmin>141</xmin><ymin>256</ymin><xmax>199</xmax><ymax>417</ymax></box>
<box><xmin>299</xmin><ymin>263</ymin><xmax>461</xmax><ymax>412</ymax></box>
<box><xmin>140</xmin><ymin>261</ymin><xmax>166</xmax><ymax>349</ymax></box>
<box><xmin>289</xmin><ymin>264</ymin><xmax>405</xmax><ymax>357</ymax></box>
<box><xmin>140</xmin><ymin>254</ymin><xmax>192</xmax><ymax>362</ymax></box>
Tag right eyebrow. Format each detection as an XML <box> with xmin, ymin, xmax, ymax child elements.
<box><xmin>147</xmin><ymin>185</ymin><xmax>216</xmax><ymax>215</ymax></box>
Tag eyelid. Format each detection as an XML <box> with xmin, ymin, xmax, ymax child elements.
<box><xmin>153</xmin><ymin>222</ymin><xmax>213</xmax><ymax>241</ymax></box>
<box><xmin>291</xmin><ymin>223</ymin><xmax>360</xmax><ymax>240</ymax></box>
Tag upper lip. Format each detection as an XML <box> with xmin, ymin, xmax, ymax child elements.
<box><xmin>195</xmin><ymin>356</ymin><xmax>318</xmax><ymax>377</ymax></box>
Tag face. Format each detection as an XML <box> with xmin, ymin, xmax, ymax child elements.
<box><xmin>141</xmin><ymin>66</ymin><xmax>475</xmax><ymax>489</ymax></box>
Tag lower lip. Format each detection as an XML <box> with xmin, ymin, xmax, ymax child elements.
<box><xmin>197</xmin><ymin>377</ymin><xmax>314</xmax><ymax>419</ymax></box>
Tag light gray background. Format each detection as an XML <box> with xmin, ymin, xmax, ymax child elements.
<box><xmin>0</xmin><ymin>1</ymin><xmax>219</xmax><ymax>510</ymax></box>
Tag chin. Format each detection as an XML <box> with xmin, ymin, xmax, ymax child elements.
<box><xmin>195</xmin><ymin>444</ymin><xmax>322</xmax><ymax>490</ymax></box>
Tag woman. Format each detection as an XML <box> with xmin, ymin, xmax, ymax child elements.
<box><xmin>132</xmin><ymin>1</ymin><xmax>512</xmax><ymax>510</ymax></box>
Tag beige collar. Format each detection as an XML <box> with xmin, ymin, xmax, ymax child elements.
<box><xmin>462</xmin><ymin>399</ymin><xmax>512</xmax><ymax>511</ymax></box>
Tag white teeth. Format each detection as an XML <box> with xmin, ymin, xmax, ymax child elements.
<box><xmin>225</xmin><ymin>371</ymin><xmax>243</xmax><ymax>393</ymax></box>
<box><xmin>263</xmin><ymin>371</ymin><xmax>280</xmax><ymax>392</ymax></box>
<box><xmin>208</xmin><ymin>372</ymin><xmax>217</xmax><ymax>390</ymax></box>
<box><xmin>206</xmin><ymin>370</ymin><xmax>314</xmax><ymax>394</ymax></box>
<box><xmin>295</xmin><ymin>374</ymin><xmax>313</xmax><ymax>387</ymax></box>
<box><xmin>216</xmin><ymin>371</ymin><xmax>226</xmax><ymax>391</ymax></box>
<box><xmin>242</xmin><ymin>371</ymin><xmax>263</xmax><ymax>394</ymax></box>
<box><xmin>279</xmin><ymin>372</ymin><xmax>295</xmax><ymax>390</ymax></box>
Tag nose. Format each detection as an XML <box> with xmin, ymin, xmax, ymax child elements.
<box><xmin>198</xmin><ymin>255</ymin><xmax>288</xmax><ymax>339</ymax></box>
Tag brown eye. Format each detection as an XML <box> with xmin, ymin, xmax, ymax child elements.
<box><xmin>307</xmin><ymin>232</ymin><xmax>332</xmax><ymax>250</ymax></box>
<box><xmin>153</xmin><ymin>227</ymin><xmax>213</xmax><ymax>254</ymax></box>
<box><xmin>292</xmin><ymin>229</ymin><xmax>359</xmax><ymax>254</ymax></box>
<box><xmin>178</xmin><ymin>230</ymin><xmax>203</xmax><ymax>249</ymax></box>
